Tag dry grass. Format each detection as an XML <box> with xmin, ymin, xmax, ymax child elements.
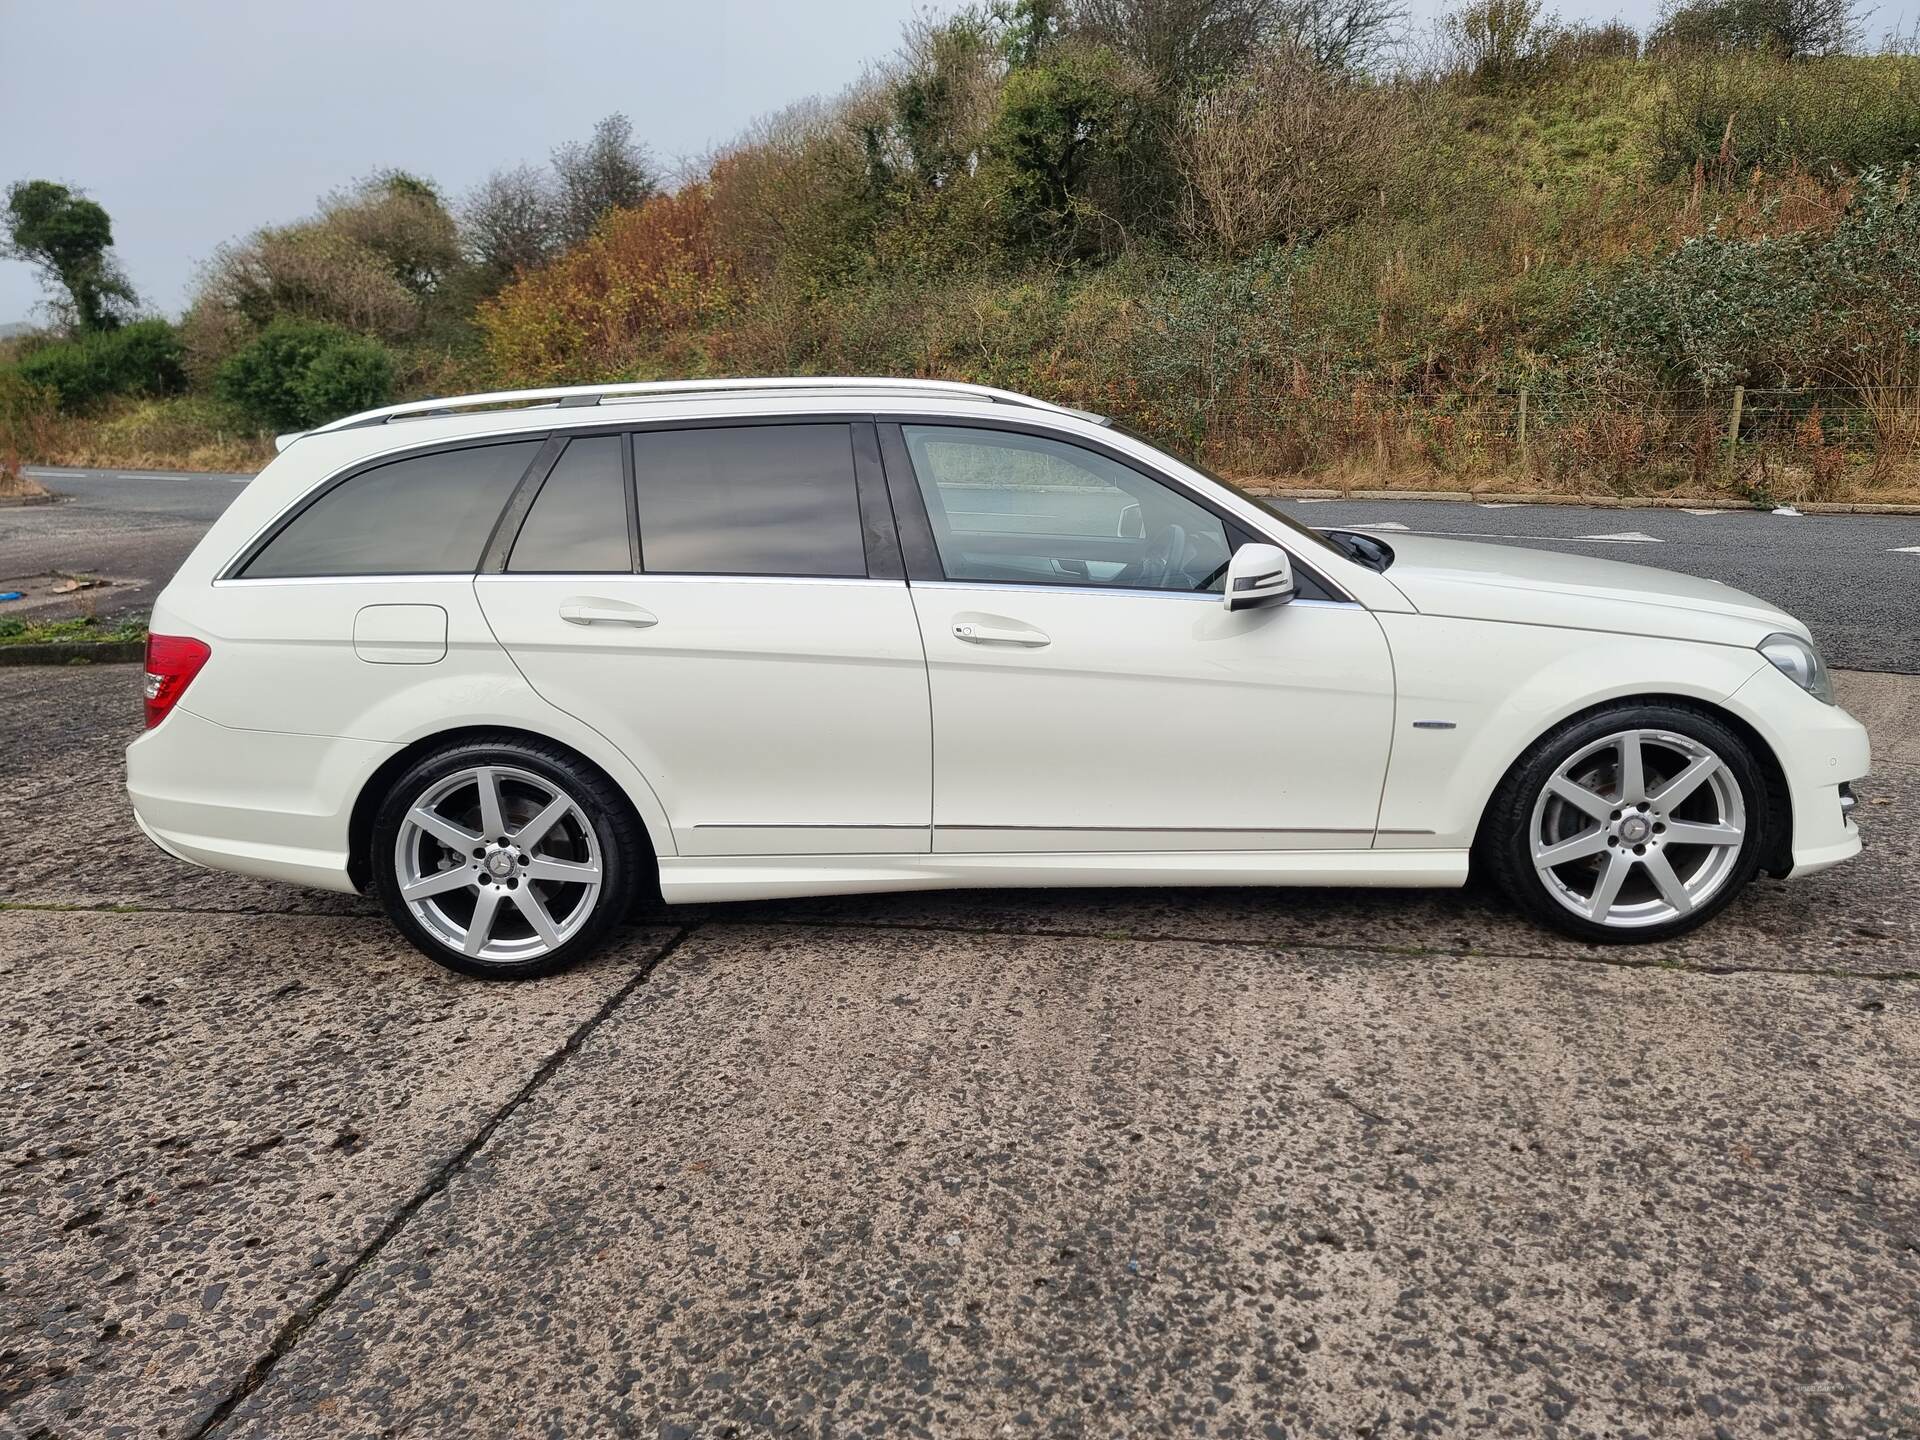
<box><xmin>1228</xmin><ymin>452</ymin><xmax>1920</xmax><ymax>504</ymax></box>
<box><xmin>37</xmin><ymin>398</ymin><xmax>274</xmax><ymax>473</ymax></box>
<box><xmin>0</xmin><ymin>465</ymin><xmax>52</xmax><ymax>500</ymax></box>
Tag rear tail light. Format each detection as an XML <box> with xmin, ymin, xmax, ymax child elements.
<box><xmin>144</xmin><ymin>633</ymin><xmax>211</xmax><ymax>729</ymax></box>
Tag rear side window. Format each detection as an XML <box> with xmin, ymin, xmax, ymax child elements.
<box><xmin>508</xmin><ymin>436</ymin><xmax>631</xmax><ymax>573</ymax></box>
<box><xmin>632</xmin><ymin>424</ymin><xmax>865</xmax><ymax>577</ymax></box>
<box><xmin>243</xmin><ymin>441</ymin><xmax>541</xmax><ymax>578</ymax></box>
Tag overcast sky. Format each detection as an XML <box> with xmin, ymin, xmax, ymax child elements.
<box><xmin>3</xmin><ymin>0</ymin><xmax>1915</xmax><ymax>325</ymax></box>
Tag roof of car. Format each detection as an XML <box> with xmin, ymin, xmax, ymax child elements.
<box><xmin>277</xmin><ymin>378</ymin><xmax>1106</xmax><ymax>454</ymax></box>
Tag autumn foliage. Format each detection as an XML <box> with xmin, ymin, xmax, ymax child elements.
<box><xmin>476</xmin><ymin>189</ymin><xmax>735</xmax><ymax>384</ymax></box>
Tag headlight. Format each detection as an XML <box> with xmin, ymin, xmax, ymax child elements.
<box><xmin>1759</xmin><ymin>632</ymin><xmax>1833</xmax><ymax>704</ymax></box>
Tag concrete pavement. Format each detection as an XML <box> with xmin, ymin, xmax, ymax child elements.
<box><xmin>2</xmin><ymin>664</ymin><xmax>1916</xmax><ymax>1438</ymax></box>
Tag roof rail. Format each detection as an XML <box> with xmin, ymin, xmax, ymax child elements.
<box><xmin>308</xmin><ymin>377</ymin><xmax>1101</xmax><ymax>434</ymax></box>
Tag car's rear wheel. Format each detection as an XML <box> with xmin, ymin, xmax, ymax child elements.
<box><xmin>1483</xmin><ymin>703</ymin><xmax>1769</xmax><ymax>943</ymax></box>
<box><xmin>371</xmin><ymin>738</ymin><xmax>641</xmax><ymax>979</ymax></box>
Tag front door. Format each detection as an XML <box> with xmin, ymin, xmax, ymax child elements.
<box><xmin>477</xmin><ymin>422</ymin><xmax>932</xmax><ymax>857</ymax></box>
<box><xmin>885</xmin><ymin>422</ymin><xmax>1395</xmax><ymax>853</ymax></box>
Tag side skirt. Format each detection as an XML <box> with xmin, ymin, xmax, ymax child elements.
<box><xmin>656</xmin><ymin>848</ymin><xmax>1470</xmax><ymax>905</ymax></box>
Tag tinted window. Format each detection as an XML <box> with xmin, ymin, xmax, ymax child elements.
<box><xmin>508</xmin><ymin>436</ymin><xmax>631</xmax><ymax>573</ymax></box>
<box><xmin>244</xmin><ymin>441</ymin><xmax>541</xmax><ymax>579</ymax></box>
<box><xmin>902</xmin><ymin>425</ymin><xmax>1233</xmax><ymax>593</ymax></box>
<box><xmin>633</xmin><ymin>424</ymin><xmax>865</xmax><ymax>577</ymax></box>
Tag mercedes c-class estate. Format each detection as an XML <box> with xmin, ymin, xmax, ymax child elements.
<box><xmin>128</xmin><ymin>378</ymin><xmax>1868</xmax><ymax>978</ymax></box>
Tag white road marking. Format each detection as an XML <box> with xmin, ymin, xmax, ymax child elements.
<box><xmin>1773</xmin><ymin>505</ymin><xmax>1803</xmax><ymax>516</ymax></box>
<box><xmin>1477</xmin><ymin>501</ymin><xmax>1523</xmax><ymax>508</ymax></box>
<box><xmin>1576</xmin><ymin>531</ymin><xmax>1662</xmax><ymax>543</ymax></box>
<box><xmin>1682</xmin><ymin>508</ymin><xmax>1724</xmax><ymax>516</ymax></box>
<box><xmin>1320</xmin><ymin>523</ymin><xmax>1685</xmax><ymax>546</ymax></box>
<box><xmin>24</xmin><ymin>465</ymin><xmax>250</xmax><ymax>484</ymax></box>
<box><xmin>1891</xmin><ymin>546</ymin><xmax>1920</xmax><ymax>555</ymax></box>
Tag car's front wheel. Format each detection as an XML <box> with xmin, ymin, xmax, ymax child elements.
<box><xmin>371</xmin><ymin>737</ymin><xmax>642</xmax><ymax>979</ymax></box>
<box><xmin>1483</xmin><ymin>703</ymin><xmax>1770</xmax><ymax>943</ymax></box>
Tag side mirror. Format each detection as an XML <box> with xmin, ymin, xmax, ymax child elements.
<box><xmin>1116</xmin><ymin>502</ymin><xmax>1144</xmax><ymax>540</ymax></box>
<box><xmin>1223</xmin><ymin>543</ymin><xmax>1295</xmax><ymax>611</ymax></box>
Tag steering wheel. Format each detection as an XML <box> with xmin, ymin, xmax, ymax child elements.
<box><xmin>1140</xmin><ymin>523</ymin><xmax>1187</xmax><ymax>590</ymax></box>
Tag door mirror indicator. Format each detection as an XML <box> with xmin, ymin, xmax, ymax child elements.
<box><xmin>1223</xmin><ymin>543</ymin><xmax>1295</xmax><ymax>611</ymax></box>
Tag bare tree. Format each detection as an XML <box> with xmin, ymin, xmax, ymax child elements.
<box><xmin>1287</xmin><ymin>0</ymin><xmax>1409</xmax><ymax>68</ymax></box>
<box><xmin>552</xmin><ymin>114</ymin><xmax>659</xmax><ymax>247</ymax></box>
<box><xmin>1070</xmin><ymin>0</ymin><xmax>1289</xmax><ymax>90</ymax></box>
<box><xmin>1650</xmin><ymin>0</ymin><xmax>1862</xmax><ymax>55</ymax></box>
<box><xmin>1178</xmin><ymin>46</ymin><xmax>1403</xmax><ymax>255</ymax></box>
<box><xmin>1068</xmin><ymin>0</ymin><xmax>1406</xmax><ymax>84</ymax></box>
<box><xmin>460</xmin><ymin>164</ymin><xmax>558</xmax><ymax>285</ymax></box>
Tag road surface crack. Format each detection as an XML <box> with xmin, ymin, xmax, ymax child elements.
<box><xmin>183</xmin><ymin>922</ymin><xmax>701</xmax><ymax>1439</ymax></box>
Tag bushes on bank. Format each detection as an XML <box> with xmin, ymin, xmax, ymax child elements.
<box><xmin>12</xmin><ymin>319</ymin><xmax>186</xmax><ymax>410</ymax></box>
<box><xmin>476</xmin><ymin>190</ymin><xmax>733</xmax><ymax>384</ymax></box>
<box><xmin>1654</xmin><ymin>53</ymin><xmax>1920</xmax><ymax>178</ymax></box>
<box><xmin>214</xmin><ymin>318</ymin><xmax>394</xmax><ymax>429</ymax></box>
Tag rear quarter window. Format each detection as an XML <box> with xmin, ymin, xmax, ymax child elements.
<box><xmin>241</xmin><ymin>441</ymin><xmax>542</xmax><ymax>578</ymax></box>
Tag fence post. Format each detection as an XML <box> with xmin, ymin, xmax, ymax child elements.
<box><xmin>1725</xmin><ymin>385</ymin><xmax>1745</xmax><ymax>480</ymax></box>
<box><xmin>1517</xmin><ymin>387</ymin><xmax>1529</xmax><ymax>472</ymax></box>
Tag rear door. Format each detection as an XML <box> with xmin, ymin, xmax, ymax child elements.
<box><xmin>475</xmin><ymin>420</ymin><xmax>933</xmax><ymax>857</ymax></box>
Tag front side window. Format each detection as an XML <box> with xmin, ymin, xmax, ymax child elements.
<box><xmin>243</xmin><ymin>441</ymin><xmax>542</xmax><ymax>579</ymax></box>
<box><xmin>508</xmin><ymin>436</ymin><xmax>631</xmax><ymax>573</ymax></box>
<box><xmin>633</xmin><ymin>423</ymin><xmax>866</xmax><ymax>577</ymax></box>
<box><xmin>902</xmin><ymin>425</ymin><xmax>1233</xmax><ymax>593</ymax></box>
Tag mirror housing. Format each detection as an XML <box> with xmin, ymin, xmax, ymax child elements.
<box><xmin>1223</xmin><ymin>543</ymin><xmax>1295</xmax><ymax>611</ymax></box>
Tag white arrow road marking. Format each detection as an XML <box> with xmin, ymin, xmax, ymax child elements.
<box><xmin>1576</xmin><ymin>531</ymin><xmax>1662</xmax><ymax>543</ymax></box>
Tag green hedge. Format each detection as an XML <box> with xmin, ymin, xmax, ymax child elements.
<box><xmin>12</xmin><ymin>320</ymin><xmax>187</xmax><ymax>411</ymax></box>
<box><xmin>214</xmin><ymin>319</ymin><xmax>395</xmax><ymax>430</ymax></box>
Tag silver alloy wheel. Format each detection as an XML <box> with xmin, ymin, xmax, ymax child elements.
<box><xmin>394</xmin><ymin>765</ymin><xmax>603</xmax><ymax>963</ymax></box>
<box><xmin>1528</xmin><ymin>728</ymin><xmax>1746</xmax><ymax>929</ymax></box>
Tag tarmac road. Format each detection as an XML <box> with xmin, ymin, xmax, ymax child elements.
<box><xmin>2</xmin><ymin>662</ymin><xmax>1918</xmax><ymax>1438</ymax></box>
<box><xmin>10</xmin><ymin>466</ymin><xmax>1918</xmax><ymax>673</ymax></box>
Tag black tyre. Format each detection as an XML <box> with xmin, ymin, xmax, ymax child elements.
<box><xmin>370</xmin><ymin>735</ymin><xmax>645</xmax><ymax>979</ymax></box>
<box><xmin>1480</xmin><ymin>702</ymin><xmax>1770</xmax><ymax>944</ymax></box>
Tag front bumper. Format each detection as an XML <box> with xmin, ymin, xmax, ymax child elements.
<box><xmin>1728</xmin><ymin>662</ymin><xmax>1870</xmax><ymax>879</ymax></box>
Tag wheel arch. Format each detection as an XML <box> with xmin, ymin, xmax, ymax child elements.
<box><xmin>1470</xmin><ymin>692</ymin><xmax>1794</xmax><ymax>877</ymax></box>
<box><xmin>347</xmin><ymin>726</ymin><xmax>664</xmax><ymax>896</ymax></box>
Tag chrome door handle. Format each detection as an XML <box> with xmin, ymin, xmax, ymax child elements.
<box><xmin>952</xmin><ymin>619</ymin><xmax>1049</xmax><ymax>648</ymax></box>
<box><xmin>559</xmin><ymin>599</ymin><xmax>658</xmax><ymax>628</ymax></box>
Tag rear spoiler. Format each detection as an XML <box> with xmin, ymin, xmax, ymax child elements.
<box><xmin>274</xmin><ymin>431</ymin><xmax>306</xmax><ymax>453</ymax></box>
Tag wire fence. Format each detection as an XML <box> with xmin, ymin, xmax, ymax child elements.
<box><xmin>1111</xmin><ymin>383</ymin><xmax>1920</xmax><ymax>500</ymax></box>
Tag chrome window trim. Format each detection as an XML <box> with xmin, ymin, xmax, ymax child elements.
<box><xmin>215</xmin><ymin>572</ymin><xmax>912</xmax><ymax>589</ymax></box>
<box><xmin>213</xmin><ymin>573</ymin><xmax>475</xmax><ymax>588</ymax></box>
<box><xmin>909</xmin><ymin>579</ymin><xmax>1350</xmax><ymax>608</ymax></box>
<box><xmin>476</xmin><ymin>572</ymin><xmax>906</xmax><ymax>588</ymax></box>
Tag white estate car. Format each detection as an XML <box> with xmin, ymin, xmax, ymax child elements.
<box><xmin>128</xmin><ymin>379</ymin><xmax>1868</xmax><ymax>978</ymax></box>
